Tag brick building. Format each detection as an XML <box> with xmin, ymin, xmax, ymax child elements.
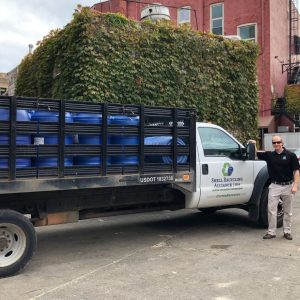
<box><xmin>6</xmin><ymin>66</ymin><xmax>18</xmax><ymax>96</ymax></box>
<box><xmin>92</xmin><ymin>0</ymin><xmax>300</xmax><ymax>135</ymax></box>
<box><xmin>0</xmin><ymin>73</ymin><xmax>8</xmax><ymax>95</ymax></box>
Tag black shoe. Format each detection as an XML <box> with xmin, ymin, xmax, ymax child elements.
<box><xmin>263</xmin><ymin>233</ymin><xmax>276</xmax><ymax>239</ymax></box>
<box><xmin>284</xmin><ymin>233</ymin><xmax>293</xmax><ymax>240</ymax></box>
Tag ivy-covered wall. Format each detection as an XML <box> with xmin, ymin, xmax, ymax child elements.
<box><xmin>286</xmin><ymin>84</ymin><xmax>300</xmax><ymax>114</ymax></box>
<box><xmin>16</xmin><ymin>9</ymin><xmax>258</xmax><ymax>142</ymax></box>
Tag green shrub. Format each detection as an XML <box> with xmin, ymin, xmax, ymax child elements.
<box><xmin>286</xmin><ymin>84</ymin><xmax>300</xmax><ymax>114</ymax></box>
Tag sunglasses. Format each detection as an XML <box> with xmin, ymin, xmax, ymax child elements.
<box><xmin>272</xmin><ymin>141</ymin><xmax>282</xmax><ymax>144</ymax></box>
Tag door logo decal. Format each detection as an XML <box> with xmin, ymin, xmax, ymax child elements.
<box><xmin>222</xmin><ymin>163</ymin><xmax>234</xmax><ymax>176</ymax></box>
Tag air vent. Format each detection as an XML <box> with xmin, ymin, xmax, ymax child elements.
<box><xmin>141</xmin><ymin>3</ymin><xmax>170</xmax><ymax>22</ymax></box>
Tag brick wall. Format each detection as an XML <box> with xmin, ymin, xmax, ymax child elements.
<box><xmin>92</xmin><ymin>0</ymin><xmax>297</xmax><ymax>123</ymax></box>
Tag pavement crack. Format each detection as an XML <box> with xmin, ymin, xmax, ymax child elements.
<box><xmin>29</xmin><ymin>226</ymin><xmax>193</xmax><ymax>300</ymax></box>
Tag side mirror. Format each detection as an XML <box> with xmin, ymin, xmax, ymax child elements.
<box><xmin>240</xmin><ymin>146</ymin><xmax>247</xmax><ymax>161</ymax></box>
<box><xmin>246</xmin><ymin>143</ymin><xmax>256</xmax><ymax>160</ymax></box>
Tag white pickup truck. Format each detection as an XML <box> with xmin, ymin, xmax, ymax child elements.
<box><xmin>0</xmin><ymin>96</ymin><xmax>275</xmax><ymax>277</ymax></box>
<box><xmin>188</xmin><ymin>122</ymin><xmax>274</xmax><ymax>228</ymax></box>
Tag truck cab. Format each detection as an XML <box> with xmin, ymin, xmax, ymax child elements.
<box><xmin>182</xmin><ymin>122</ymin><xmax>276</xmax><ymax>228</ymax></box>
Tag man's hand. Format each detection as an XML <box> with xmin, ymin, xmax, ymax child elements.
<box><xmin>248</xmin><ymin>140</ymin><xmax>256</xmax><ymax>144</ymax></box>
<box><xmin>292</xmin><ymin>184</ymin><xmax>298</xmax><ymax>194</ymax></box>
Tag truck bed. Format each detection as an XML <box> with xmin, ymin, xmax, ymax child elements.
<box><xmin>0</xmin><ymin>96</ymin><xmax>196</xmax><ymax>194</ymax></box>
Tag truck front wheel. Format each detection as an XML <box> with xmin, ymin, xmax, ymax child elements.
<box><xmin>258</xmin><ymin>187</ymin><xmax>283</xmax><ymax>228</ymax></box>
<box><xmin>0</xmin><ymin>210</ymin><xmax>36</xmax><ymax>277</ymax></box>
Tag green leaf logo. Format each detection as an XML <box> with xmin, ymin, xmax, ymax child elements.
<box><xmin>222</xmin><ymin>163</ymin><xmax>234</xmax><ymax>176</ymax></box>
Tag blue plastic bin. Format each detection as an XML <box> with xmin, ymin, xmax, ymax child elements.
<box><xmin>31</xmin><ymin>111</ymin><xmax>74</xmax><ymax>167</ymax></box>
<box><xmin>144</xmin><ymin>136</ymin><xmax>188</xmax><ymax>164</ymax></box>
<box><xmin>109</xmin><ymin>115</ymin><xmax>139</xmax><ymax>165</ymax></box>
<box><xmin>74</xmin><ymin>113</ymin><xmax>102</xmax><ymax>166</ymax></box>
<box><xmin>0</xmin><ymin>109</ymin><xmax>31</xmax><ymax>168</ymax></box>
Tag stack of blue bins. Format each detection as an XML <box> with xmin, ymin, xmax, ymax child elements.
<box><xmin>31</xmin><ymin>111</ymin><xmax>73</xmax><ymax>167</ymax></box>
<box><xmin>0</xmin><ymin>108</ymin><xmax>31</xmax><ymax>168</ymax></box>
<box><xmin>73</xmin><ymin>113</ymin><xmax>102</xmax><ymax>166</ymax></box>
<box><xmin>109</xmin><ymin>115</ymin><xmax>139</xmax><ymax>165</ymax></box>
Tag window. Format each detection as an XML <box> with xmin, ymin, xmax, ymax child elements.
<box><xmin>295</xmin><ymin>35</ymin><xmax>300</xmax><ymax>54</ymax></box>
<box><xmin>210</xmin><ymin>3</ymin><xmax>223</xmax><ymax>35</ymax></box>
<box><xmin>238</xmin><ymin>24</ymin><xmax>257</xmax><ymax>42</ymax></box>
<box><xmin>178</xmin><ymin>6</ymin><xmax>191</xmax><ymax>24</ymax></box>
<box><xmin>198</xmin><ymin>127</ymin><xmax>241</xmax><ymax>159</ymax></box>
<box><xmin>0</xmin><ymin>87</ymin><xmax>7</xmax><ymax>96</ymax></box>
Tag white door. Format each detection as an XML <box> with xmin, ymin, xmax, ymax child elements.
<box><xmin>197</xmin><ymin>126</ymin><xmax>254</xmax><ymax>208</ymax></box>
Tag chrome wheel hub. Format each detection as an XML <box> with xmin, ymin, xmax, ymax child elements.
<box><xmin>0</xmin><ymin>233</ymin><xmax>9</xmax><ymax>250</ymax></box>
<box><xmin>0</xmin><ymin>224</ymin><xmax>26</xmax><ymax>268</ymax></box>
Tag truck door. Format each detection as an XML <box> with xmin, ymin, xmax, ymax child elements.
<box><xmin>197</xmin><ymin>126</ymin><xmax>254</xmax><ymax>208</ymax></box>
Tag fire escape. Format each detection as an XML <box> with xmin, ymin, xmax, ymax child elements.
<box><xmin>273</xmin><ymin>0</ymin><xmax>300</xmax><ymax>129</ymax></box>
<box><xmin>282</xmin><ymin>0</ymin><xmax>300</xmax><ymax>84</ymax></box>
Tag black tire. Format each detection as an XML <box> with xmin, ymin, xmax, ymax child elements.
<box><xmin>258</xmin><ymin>187</ymin><xmax>283</xmax><ymax>228</ymax></box>
<box><xmin>198</xmin><ymin>208</ymin><xmax>217</xmax><ymax>215</ymax></box>
<box><xmin>0</xmin><ymin>209</ymin><xmax>37</xmax><ymax>278</ymax></box>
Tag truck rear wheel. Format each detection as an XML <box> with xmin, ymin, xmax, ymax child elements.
<box><xmin>0</xmin><ymin>210</ymin><xmax>36</xmax><ymax>277</ymax></box>
<box><xmin>258</xmin><ymin>187</ymin><xmax>283</xmax><ymax>228</ymax></box>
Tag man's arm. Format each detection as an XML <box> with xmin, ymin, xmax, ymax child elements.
<box><xmin>292</xmin><ymin>169</ymin><xmax>299</xmax><ymax>194</ymax></box>
<box><xmin>248</xmin><ymin>140</ymin><xmax>267</xmax><ymax>160</ymax></box>
<box><xmin>291</xmin><ymin>153</ymin><xmax>300</xmax><ymax>193</ymax></box>
<box><xmin>248</xmin><ymin>140</ymin><xmax>257</xmax><ymax>152</ymax></box>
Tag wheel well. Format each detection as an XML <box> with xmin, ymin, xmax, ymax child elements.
<box><xmin>248</xmin><ymin>166</ymin><xmax>270</xmax><ymax>222</ymax></box>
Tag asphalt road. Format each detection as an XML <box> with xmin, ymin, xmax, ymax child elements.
<box><xmin>2</xmin><ymin>195</ymin><xmax>300</xmax><ymax>300</ymax></box>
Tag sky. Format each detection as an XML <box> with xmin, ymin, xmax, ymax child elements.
<box><xmin>1</xmin><ymin>0</ymin><xmax>300</xmax><ymax>73</ymax></box>
<box><xmin>0</xmin><ymin>0</ymin><xmax>101</xmax><ymax>73</ymax></box>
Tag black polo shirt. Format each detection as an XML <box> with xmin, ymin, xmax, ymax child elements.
<box><xmin>257</xmin><ymin>149</ymin><xmax>299</xmax><ymax>182</ymax></box>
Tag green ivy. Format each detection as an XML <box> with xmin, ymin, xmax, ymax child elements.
<box><xmin>16</xmin><ymin>9</ymin><xmax>258</xmax><ymax>143</ymax></box>
<box><xmin>286</xmin><ymin>84</ymin><xmax>300</xmax><ymax>114</ymax></box>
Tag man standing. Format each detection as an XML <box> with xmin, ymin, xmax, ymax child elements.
<box><xmin>249</xmin><ymin>136</ymin><xmax>299</xmax><ymax>240</ymax></box>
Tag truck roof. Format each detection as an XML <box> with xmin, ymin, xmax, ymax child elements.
<box><xmin>196</xmin><ymin>122</ymin><xmax>244</xmax><ymax>148</ymax></box>
<box><xmin>196</xmin><ymin>122</ymin><xmax>222</xmax><ymax>128</ymax></box>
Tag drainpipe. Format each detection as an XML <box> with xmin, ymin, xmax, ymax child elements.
<box><xmin>289</xmin><ymin>0</ymin><xmax>292</xmax><ymax>64</ymax></box>
<box><xmin>289</xmin><ymin>0</ymin><xmax>292</xmax><ymax>81</ymax></box>
<box><xmin>260</xmin><ymin>0</ymin><xmax>265</xmax><ymax>56</ymax></box>
<box><xmin>203</xmin><ymin>0</ymin><xmax>205</xmax><ymax>32</ymax></box>
<box><xmin>260</xmin><ymin>0</ymin><xmax>266</xmax><ymax>117</ymax></box>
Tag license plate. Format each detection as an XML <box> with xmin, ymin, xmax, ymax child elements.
<box><xmin>139</xmin><ymin>174</ymin><xmax>174</xmax><ymax>184</ymax></box>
